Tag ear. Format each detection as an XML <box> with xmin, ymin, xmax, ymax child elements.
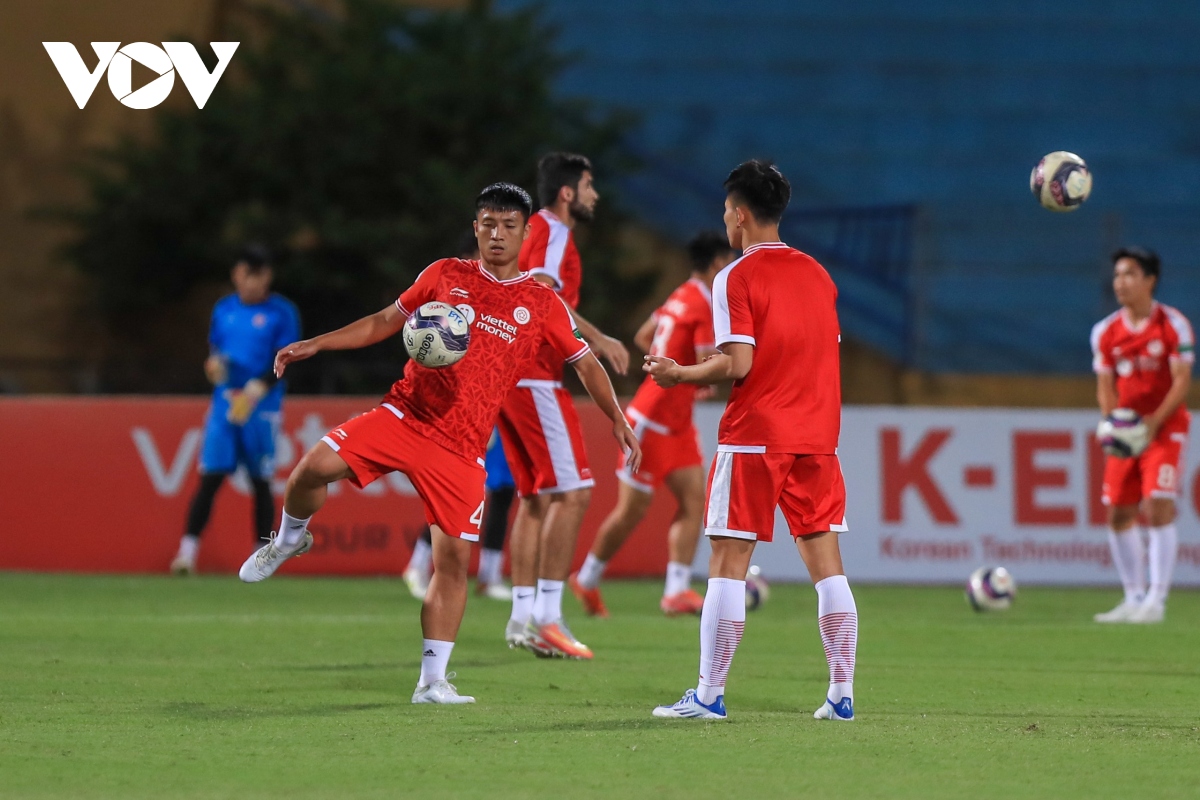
<box><xmin>735</xmin><ymin>206</ymin><xmax>749</xmax><ymax>228</ymax></box>
<box><xmin>559</xmin><ymin>183</ymin><xmax>575</xmax><ymax>204</ymax></box>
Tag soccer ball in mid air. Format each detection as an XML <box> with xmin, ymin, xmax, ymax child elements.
<box><xmin>745</xmin><ymin>565</ymin><xmax>770</xmax><ymax>611</ymax></box>
<box><xmin>1030</xmin><ymin>151</ymin><xmax>1092</xmax><ymax>212</ymax></box>
<box><xmin>965</xmin><ymin>566</ymin><xmax>1016</xmax><ymax>611</ymax></box>
<box><xmin>403</xmin><ymin>302</ymin><xmax>471</xmax><ymax>368</ymax></box>
<box><xmin>1096</xmin><ymin>408</ymin><xmax>1149</xmax><ymax>458</ymax></box>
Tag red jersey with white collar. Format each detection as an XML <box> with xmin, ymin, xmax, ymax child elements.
<box><xmin>712</xmin><ymin>242</ymin><xmax>841</xmax><ymax>454</ymax></box>
<box><xmin>518</xmin><ymin>209</ymin><xmax>582</xmax><ymax>382</ymax></box>
<box><xmin>1091</xmin><ymin>302</ymin><xmax>1194</xmax><ymax>430</ymax></box>
<box><xmin>391</xmin><ymin>258</ymin><xmax>589</xmax><ymax>461</ymax></box>
<box><xmin>628</xmin><ymin>278</ymin><xmax>715</xmax><ymax>433</ymax></box>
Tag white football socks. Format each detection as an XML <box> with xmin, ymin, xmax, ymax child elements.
<box><xmin>177</xmin><ymin>534</ymin><xmax>200</xmax><ymax>561</ymax></box>
<box><xmin>510</xmin><ymin>585</ymin><xmax>535</xmax><ymax>624</ymax></box>
<box><xmin>576</xmin><ymin>553</ymin><xmax>606</xmax><ymax>589</ymax></box>
<box><xmin>278</xmin><ymin>510</ymin><xmax>312</xmax><ymax>550</ymax></box>
<box><xmin>532</xmin><ymin>579</ymin><xmax>564</xmax><ymax>625</ymax></box>
<box><xmin>408</xmin><ymin>538</ymin><xmax>433</xmax><ymax>576</ymax></box>
<box><xmin>816</xmin><ymin>574</ymin><xmax>858</xmax><ymax>703</ymax></box>
<box><xmin>1107</xmin><ymin>527</ymin><xmax>1146</xmax><ymax>604</ymax></box>
<box><xmin>696</xmin><ymin>578</ymin><xmax>746</xmax><ymax>705</ymax></box>
<box><xmin>1146</xmin><ymin>523</ymin><xmax>1178</xmax><ymax>605</ymax></box>
<box><xmin>478</xmin><ymin>548</ymin><xmax>503</xmax><ymax>585</ymax></box>
<box><xmin>664</xmin><ymin>561</ymin><xmax>691</xmax><ymax>597</ymax></box>
<box><xmin>419</xmin><ymin>639</ymin><xmax>453</xmax><ymax>687</ymax></box>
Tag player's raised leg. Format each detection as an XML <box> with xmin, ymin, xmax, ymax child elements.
<box><xmin>412</xmin><ymin>526</ymin><xmax>476</xmax><ymax>704</ymax></box>
<box><xmin>239</xmin><ymin>439</ymin><xmax>350</xmax><ymax>582</ymax></box>
<box><xmin>572</xmin><ymin>480</ymin><xmax>653</xmax><ymax>617</ymax></box>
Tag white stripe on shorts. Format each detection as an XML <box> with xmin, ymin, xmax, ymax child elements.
<box><xmin>706</xmin><ymin>452</ymin><xmax>733</xmax><ymax>530</ymax></box>
<box><xmin>528</xmin><ymin>384</ymin><xmax>581</xmax><ymax>489</ymax></box>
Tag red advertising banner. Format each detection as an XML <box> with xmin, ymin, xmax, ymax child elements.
<box><xmin>0</xmin><ymin>397</ymin><xmax>678</xmax><ymax>577</ymax></box>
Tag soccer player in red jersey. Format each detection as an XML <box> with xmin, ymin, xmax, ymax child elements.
<box><xmin>498</xmin><ymin>153</ymin><xmax>631</xmax><ymax>659</ymax></box>
<box><xmin>1091</xmin><ymin>247</ymin><xmax>1193</xmax><ymax>624</ymax></box>
<box><xmin>570</xmin><ymin>232</ymin><xmax>736</xmax><ymax>618</ymax></box>
<box><xmin>646</xmin><ymin>161</ymin><xmax>858</xmax><ymax>721</ymax></box>
<box><xmin>239</xmin><ymin>184</ymin><xmax>640</xmax><ymax>703</ymax></box>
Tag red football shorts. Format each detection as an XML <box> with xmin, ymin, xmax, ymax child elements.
<box><xmin>320</xmin><ymin>404</ymin><xmax>485</xmax><ymax>541</ymax></box>
<box><xmin>1102</xmin><ymin>426</ymin><xmax>1189</xmax><ymax>507</ymax></box>
<box><xmin>616</xmin><ymin>410</ymin><xmax>704</xmax><ymax>493</ymax></box>
<box><xmin>498</xmin><ymin>380</ymin><xmax>594</xmax><ymax>498</ymax></box>
<box><xmin>704</xmin><ymin>449</ymin><xmax>848</xmax><ymax>542</ymax></box>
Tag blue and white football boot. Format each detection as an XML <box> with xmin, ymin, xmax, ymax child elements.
<box><xmin>813</xmin><ymin>696</ymin><xmax>854</xmax><ymax>720</ymax></box>
<box><xmin>652</xmin><ymin>689</ymin><xmax>728</xmax><ymax>720</ymax></box>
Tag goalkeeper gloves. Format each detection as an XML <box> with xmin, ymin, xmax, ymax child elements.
<box><xmin>225</xmin><ymin>379</ymin><xmax>269</xmax><ymax>425</ymax></box>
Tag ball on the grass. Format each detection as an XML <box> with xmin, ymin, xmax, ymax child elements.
<box><xmin>745</xmin><ymin>565</ymin><xmax>770</xmax><ymax>611</ymax></box>
<box><xmin>966</xmin><ymin>566</ymin><xmax>1016</xmax><ymax>611</ymax></box>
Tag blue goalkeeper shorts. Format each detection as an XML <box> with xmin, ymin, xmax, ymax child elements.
<box><xmin>198</xmin><ymin>400</ymin><xmax>280</xmax><ymax>479</ymax></box>
<box><xmin>484</xmin><ymin>428</ymin><xmax>514</xmax><ymax>492</ymax></box>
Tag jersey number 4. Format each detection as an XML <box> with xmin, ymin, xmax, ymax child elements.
<box><xmin>470</xmin><ymin>500</ymin><xmax>485</xmax><ymax>529</ymax></box>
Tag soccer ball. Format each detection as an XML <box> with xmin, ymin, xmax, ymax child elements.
<box><xmin>1030</xmin><ymin>151</ymin><xmax>1092</xmax><ymax>212</ymax></box>
<box><xmin>403</xmin><ymin>301</ymin><xmax>471</xmax><ymax>368</ymax></box>
<box><xmin>745</xmin><ymin>565</ymin><xmax>770</xmax><ymax>611</ymax></box>
<box><xmin>965</xmin><ymin>566</ymin><xmax>1016</xmax><ymax>611</ymax></box>
<box><xmin>1096</xmin><ymin>408</ymin><xmax>1149</xmax><ymax>458</ymax></box>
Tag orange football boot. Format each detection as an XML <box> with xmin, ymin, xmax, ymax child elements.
<box><xmin>524</xmin><ymin>619</ymin><xmax>594</xmax><ymax>660</ymax></box>
<box><xmin>660</xmin><ymin>588</ymin><xmax>705</xmax><ymax>616</ymax></box>
<box><xmin>569</xmin><ymin>572</ymin><xmax>610</xmax><ymax>618</ymax></box>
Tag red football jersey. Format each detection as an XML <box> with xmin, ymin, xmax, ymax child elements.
<box><xmin>628</xmin><ymin>278</ymin><xmax>716</xmax><ymax>433</ymax></box>
<box><xmin>390</xmin><ymin>258</ymin><xmax>589</xmax><ymax>461</ymax></box>
<box><xmin>713</xmin><ymin>242</ymin><xmax>841</xmax><ymax>454</ymax></box>
<box><xmin>519</xmin><ymin>209</ymin><xmax>582</xmax><ymax>382</ymax></box>
<box><xmin>1091</xmin><ymin>302</ymin><xmax>1194</xmax><ymax>430</ymax></box>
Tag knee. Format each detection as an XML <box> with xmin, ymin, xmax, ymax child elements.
<box><xmin>432</xmin><ymin>540</ymin><xmax>472</xmax><ymax>579</ymax></box>
<box><xmin>561</xmin><ymin>487</ymin><xmax>592</xmax><ymax>512</ymax></box>
<box><xmin>1148</xmin><ymin>500</ymin><xmax>1176</xmax><ymax>527</ymax></box>
<box><xmin>1108</xmin><ymin>505</ymin><xmax>1139</xmax><ymax>531</ymax></box>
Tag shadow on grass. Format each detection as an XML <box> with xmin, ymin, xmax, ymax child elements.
<box><xmin>163</xmin><ymin>701</ymin><xmax>397</xmax><ymax>720</ymax></box>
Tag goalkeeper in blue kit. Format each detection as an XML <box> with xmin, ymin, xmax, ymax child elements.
<box><xmin>171</xmin><ymin>246</ymin><xmax>301</xmax><ymax>575</ymax></box>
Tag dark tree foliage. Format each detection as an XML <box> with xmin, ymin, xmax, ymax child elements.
<box><xmin>63</xmin><ymin>0</ymin><xmax>640</xmax><ymax>393</ymax></box>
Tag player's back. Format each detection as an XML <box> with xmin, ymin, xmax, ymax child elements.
<box><xmin>713</xmin><ymin>242</ymin><xmax>841</xmax><ymax>454</ymax></box>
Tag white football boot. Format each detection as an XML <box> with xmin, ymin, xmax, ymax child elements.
<box><xmin>1093</xmin><ymin>597</ymin><xmax>1143</xmax><ymax>623</ymax></box>
<box><xmin>411</xmin><ymin>673</ymin><xmax>475</xmax><ymax>704</ymax></box>
<box><xmin>652</xmin><ymin>689</ymin><xmax>727</xmax><ymax>720</ymax></box>
<box><xmin>403</xmin><ymin>565</ymin><xmax>430</xmax><ymax>602</ymax></box>
<box><xmin>169</xmin><ymin>552</ymin><xmax>196</xmax><ymax>576</ymax></box>
<box><xmin>814</xmin><ymin>696</ymin><xmax>855</xmax><ymax>720</ymax></box>
<box><xmin>1127</xmin><ymin>598</ymin><xmax>1165</xmax><ymax>624</ymax></box>
<box><xmin>238</xmin><ymin>531</ymin><xmax>313</xmax><ymax>583</ymax></box>
<box><xmin>504</xmin><ymin>618</ymin><xmax>528</xmax><ymax>649</ymax></box>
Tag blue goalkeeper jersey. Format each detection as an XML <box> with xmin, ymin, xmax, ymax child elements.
<box><xmin>209</xmin><ymin>293</ymin><xmax>301</xmax><ymax>412</ymax></box>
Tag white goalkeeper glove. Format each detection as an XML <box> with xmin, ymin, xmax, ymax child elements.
<box><xmin>1096</xmin><ymin>408</ymin><xmax>1149</xmax><ymax>458</ymax></box>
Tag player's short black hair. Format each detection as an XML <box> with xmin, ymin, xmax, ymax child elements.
<box><xmin>686</xmin><ymin>231</ymin><xmax>735</xmax><ymax>272</ymax></box>
<box><xmin>476</xmin><ymin>182</ymin><xmax>533</xmax><ymax>221</ymax></box>
<box><xmin>536</xmin><ymin>152</ymin><xmax>593</xmax><ymax>208</ymax></box>
<box><xmin>723</xmin><ymin>160</ymin><xmax>791</xmax><ymax>224</ymax></box>
<box><xmin>1112</xmin><ymin>246</ymin><xmax>1161</xmax><ymax>283</ymax></box>
<box><xmin>238</xmin><ymin>243</ymin><xmax>272</xmax><ymax>272</ymax></box>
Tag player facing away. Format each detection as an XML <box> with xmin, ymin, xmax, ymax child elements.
<box><xmin>571</xmin><ymin>232</ymin><xmax>736</xmax><ymax>617</ymax></box>
<box><xmin>498</xmin><ymin>153</ymin><xmax>631</xmax><ymax>659</ymax></box>
<box><xmin>646</xmin><ymin>161</ymin><xmax>858</xmax><ymax>721</ymax></box>
<box><xmin>241</xmin><ymin>184</ymin><xmax>640</xmax><ymax>704</ymax></box>
<box><xmin>170</xmin><ymin>245</ymin><xmax>300</xmax><ymax>575</ymax></box>
<box><xmin>1091</xmin><ymin>247</ymin><xmax>1193</xmax><ymax>624</ymax></box>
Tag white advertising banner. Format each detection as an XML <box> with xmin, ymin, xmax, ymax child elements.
<box><xmin>691</xmin><ymin>405</ymin><xmax>1200</xmax><ymax>586</ymax></box>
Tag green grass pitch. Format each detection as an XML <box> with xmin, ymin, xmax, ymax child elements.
<box><xmin>2</xmin><ymin>573</ymin><xmax>1199</xmax><ymax>798</ymax></box>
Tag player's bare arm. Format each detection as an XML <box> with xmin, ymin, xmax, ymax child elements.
<box><xmin>274</xmin><ymin>303</ymin><xmax>405</xmax><ymax>377</ymax></box>
<box><xmin>1143</xmin><ymin>359</ymin><xmax>1191</xmax><ymax>438</ymax></box>
<box><xmin>572</xmin><ymin>352</ymin><xmax>642</xmax><ymax>473</ymax></box>
<box><xmin>1095</xmin><ymin>371</ymin><xmax>1118</xmax><ymax>419</ymax></box>
<box><xmin>644</xmin><ymin>342</ymin><xmax>753</xmax><ymax>388</ymax></box>
<box><xmin>633</xmin><ymin>315</ymin><xmax>656</xmax><ymax>352</ymax></box>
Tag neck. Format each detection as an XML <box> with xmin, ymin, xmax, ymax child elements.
<box><xmin>740</xmin><ymin>224</ymin><xmax>781</xmax><ymax>250</ymax></box>
<box><xmin>1125</xmin><ymin>297</ymin><xmax>1154</xmax><ymax>323</ymax></box>
<box><xmin>543</xmin><ymin>204</ymin><xmax>574</xmax><ymax>230</ymax></box>
<box><xmin>238</xmin><ymin>292</ymin><xmax>267</xmax><ymax>304</ymax></box>
<box><xmin>481</xmin><ymin>256</ymin><xmax>520</xmax><ymax>281</ymax></box>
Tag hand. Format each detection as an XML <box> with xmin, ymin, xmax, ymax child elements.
<box><xmin>274</xmin><ymin>339</ymin><xmax>320</xmax><ymax>378</ymax></box>
<box><xmin>225</xmin><ymin>379</ymin><xmax>268</xmax><ymax>425</ymax></box>
<box><xmin>615</xmin><ymin>420</ymin><xmax>642</xmax><ymax>474</ymax></box>
<box><xmin>695</xmin><ymin>385</ymin><xmax>716</xmax><ymax>401</ymax></box>
<box><xmin>593</xmin><ymin>334</ymin><xmax>630</xmax><ymax>376</ymax></box>
<box><xmin>643</xmin><ymin>354</ymin><xmax>682</xmax><ymax>388</ymax></box>
<box><xmin>204</xmin><ymin>355</ymin><xmax>227</xmax><ymax>385</ymax></box>
<box><xmin>1144</xmin><ymin>417</ymin><xmax>1161</xmax><ymax>443</ymax></box>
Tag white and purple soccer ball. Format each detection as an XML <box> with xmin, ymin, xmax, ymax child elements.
<box><xmin>403</xmin><ymin>301</ymin><xmax>471</xmax><ymax>368</ymax></box>
<box><xmin>745</xmin><ymin>565</ymin><xmax>770</xmax><ymax>611</ymax></box>
<box><xmin>1096</xmin><ymin>408</ymin><xmax>1149</xmax><ymax>458</ymax></box>
<box><xmin>1030</xmin><ymin>151</ymin><xmax>1092</xmax><ymax>212</ymax></box>
<box><xmin>966</xmin><ymin>566</ymin><xmax>1016</xmax><ymax>611</ymax></box>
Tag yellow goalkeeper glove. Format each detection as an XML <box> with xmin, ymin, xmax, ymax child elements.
<box><xmin>225</xmin><ymin>379</ymin><xmax>268</xmax><ymax>425</ymax></box>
